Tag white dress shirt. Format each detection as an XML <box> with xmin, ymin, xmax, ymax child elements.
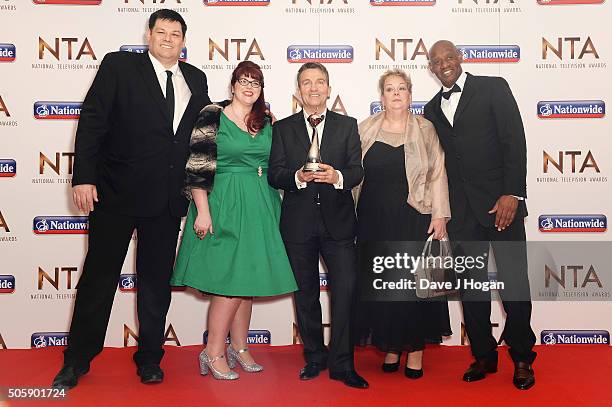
<box><xmin>295</xmin><ymin>109</ymin><xmax>344</xmax><ymax>189</ymax></box>
<box><xmin>148</xmin><ymin>52</ymin><xmax>191</xmax><ymax>134</ymax></box>
<box><xmin>440</xmin><ymin>71</ymin><xmax>467</xmax><ymax>127</ymax></box>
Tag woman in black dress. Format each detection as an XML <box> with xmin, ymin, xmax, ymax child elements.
<box><xmin>354</xmin><ymin>69</ymin><xmax>452</xmax><ymax>378</ymax></box>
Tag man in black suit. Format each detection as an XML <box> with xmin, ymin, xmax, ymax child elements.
<box><xmin>424</xmin><ymin>40</ymin><xmax>536</xmax><ymax>390</ymax></box>
<box><xmin>52</xmin><ymin>10</ymin><xmax>210</xmax><ymax>389</ymax></box>
<box><xmin>268</xmin><ymin>63</ymin><xmax>367</xmax><ymax>389</ymax></box>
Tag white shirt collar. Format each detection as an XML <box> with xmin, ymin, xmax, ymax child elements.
<box><xmin>148</xmin><ymin>51</ymin><xmax>181</xmax><ymax>78</ymax></box>
<box><xmin>302</xmin><ymin>108</ymin><xmax>328</xmax><ymax>125</ymax></box>
<box><xmin>442</xmin><ymin>70</ymin><xmax>467</xmax><ymax>92</ymax></box>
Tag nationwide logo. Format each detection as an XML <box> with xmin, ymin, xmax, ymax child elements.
<box><xmin>370</xmin><ymin>0</ymin><xmax>435</xmax><ymax>5</ymax></box>
<box><xmin>370</xmin><ymin>101</ymin><xmax>426</xmax><ymax>115</ymax></box>
<box><xmin>458</xmin><ymin>45</ymin><xmax>520</xmax><ymax>63</ymax></box>
<box><xmin>537</xmin><ymin>100</ymin><xmax>605</xmax><ymax>119</ymax></box>
<box><xmin>203</xmin><ymin>330</ymin><xmax>271</xmax><ymax>345</ymax></box>
<box><xmin>319</xmin><ymin>273</ymin><xmax>328</xmax><ymax>291</ymax></box>
<box><xmin>0</xmin><ymin>159</ymin><xmax>16</xmax><ymax>177</ymax></box>
<box><xmin>119</xmin><ymin>274</ymin><xmax>137</xmax><ymax>292</ymax></box>
<box><xmin>120</xmin><ymin>45</ymin><xmax>187</xmax><ymax>62</ymax></box>
<box><xmin>287</xmin><ymin>45</ymin><xmax>353</xmax><ymax>63</ymax></box>
<box><xmin>33</xmin><ymin>0</ymin><xmax>101</xmax><ymax>4</ymax></box>
<box><xmin>33</xmin><ymin>216</ymin><xmax>89</xmax><ymax>234</ymax></box>
<box><xmin>204</xmin><ymin>0</ymin><xmax>270</xmax><ymax>5</ymax></box>
<box><xmin>538</xmin><ymin>0</ymin><xmax>604</xmax><ymax>4</ymax></box>
<box><xmin>31</xmin><ymin>332</ymin><xmax>69</xmax><ymax>348</ymax></box>
<box><xmin>541</xmin><ymin>330</ymin><xmax>609</xmax><ymax>345</ymax></box>
<box><xmin>0</xmin><ymin>43</ymin><xmax>15</xmax><ymax>62</ymax></box>
<box><xmin>538</xmin><ymin>214</ymin><xmax>607</xmax><ymax>233</ymax></box>
<box><xmin>33</xmin><ymin>102</ymin><xmax>81</xmax><ymax>120</ymax></box>
<box><xmin>0</xmin><ymin>275</ymin><xmax>15</xmax><ymax>293</ymax></box>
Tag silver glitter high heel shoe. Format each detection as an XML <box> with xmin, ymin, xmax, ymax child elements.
<box><xmin>199</xmin><ymin>350</ymin><xmax>239</xmax><ymax>380</ymax></box>
<box><xmin>227</xmin><ymin>345</ymin><xmax>264</xmax><ymax>373</ymax></box>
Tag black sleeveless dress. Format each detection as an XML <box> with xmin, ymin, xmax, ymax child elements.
<box><xmin>355</xmin><ymin>140</ymin><xmax>452</xmax><ymax>352</ymax></box>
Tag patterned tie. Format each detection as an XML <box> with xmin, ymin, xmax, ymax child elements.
<box><xmin>441</xmin><ymin>83</ymin><xmax>461</xmax><ymax>100</ymax></box>
<box><xmin>307</xmin><ymin>114</ymin><xmax>324</xmax><ymax>143</ymax></box>
<box><xmin>165</xmin><ymin>70</ymin><xmax>175</xmax><ymax>121</ymax></box>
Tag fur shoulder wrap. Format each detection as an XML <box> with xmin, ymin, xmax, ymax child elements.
<box><xmin>184</xmin><ymin>101</ymin><xmax>229</xmax><ymax>197</ymax></box>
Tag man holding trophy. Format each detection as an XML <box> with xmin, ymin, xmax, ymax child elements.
<box><xmin>268</xmin><ymin>62</ymin><xmax>367</xmax><ymax>389</ymax></box>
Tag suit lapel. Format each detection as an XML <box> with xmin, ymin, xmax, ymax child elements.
<box><xmin>319</xmin><ymin>111</ymin><xmax>336</xmax><ymax>162</ymax></box>
<box><xmin>432</xmin><ymin>91</ymin><xmax>452</xmax><ymax>128</ymax></box>
<box><xmin>138</xmin><ymin>54</ymin><xmax>172</xmax><ymax>125</ymax></box>
<box><xmin>453</xmin><ymin>73</ymin><xmax>475</xmax><ymax>125</ymax></box>
<box><xmin>292</xmin><ymin>111</ymin><xmax>311</xmax><ymax>152</ymax></box>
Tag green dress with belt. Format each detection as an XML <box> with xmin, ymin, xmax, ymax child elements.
<box><xmin>171</xmin><ymin>113</ymin><xmax>298</xmax><ymax>296</ymax></box>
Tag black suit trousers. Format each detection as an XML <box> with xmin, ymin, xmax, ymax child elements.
<box><xmin>283</xmin><ymin>207</ymin><xmax>357</xmax><ymax>373</ymax></box>
<box><xmin>63</xmin><ymin>207</ymin><xmax>180</xmax><ymax>368</ymax></box>
<box><xmin>449</xmin><ymin>208</ymin><xmax>536</xmax><ymax>364</ymax></box>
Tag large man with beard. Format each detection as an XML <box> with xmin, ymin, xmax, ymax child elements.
<box><xmin>52</xmin><ymin>9</ymin><xmax>210</xmax><ymax>389</ymax></box>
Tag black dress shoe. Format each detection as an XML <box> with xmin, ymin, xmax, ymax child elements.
<box><xmin>513</xmin><ymin>362</ymin><xmax>535</xmax><ymax>390</ymax></box>
<box><xmin>462</xmin><ymin>358</ymin><xmax>498</xmax><ymax>382</ymax></box>
<box><xmin>51</xmin><ymin>364</ymin><xmax>89</xmax><ymax>389</ymax></box>
<box><xmin>329</xmin><ymin>370</ymin><xmax>369</xmax><ymax>389</ymax></box>
<box><xmin>381</xmin><ymin>352</ymin><xmax>401</xmax><ymax>373</ymax></box>
<box><xmin>137</xmin><ymin>365</ymin><xmax>164</xmax><ymax>384</ymax></box>
<box><xmin>404</xmin><ymin>367</ymin><xmax>423</xmax><ymax>379</ymax></box>
<box><xmin>299</xmin><ymin>362</ymin><xmax>326</xmax><ymax>380</ymax></box>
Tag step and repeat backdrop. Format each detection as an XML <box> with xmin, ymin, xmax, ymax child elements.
<box><xmin>0</xmin><ymin>0</ymin><xmax>610</xmax><ymax>350</ymax></box>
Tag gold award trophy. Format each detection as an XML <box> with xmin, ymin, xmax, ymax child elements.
<box><xmin>303</xmin><ymin>114</ymin><xmax>324</xmax><ymax>172</ymax></box>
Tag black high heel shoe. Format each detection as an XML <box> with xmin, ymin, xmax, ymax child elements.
<box><xmin>381</xmin><ymin>352</ymin><xmax>402</xmax><ymax>373</ymax></box>
<box><xmin>404</xmin><ymin>366</ymin><xmax>424</xmax><ymax>379</ymax></box>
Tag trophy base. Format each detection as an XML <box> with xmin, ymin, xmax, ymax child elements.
<box><xmin>303</xmin><ymin>164</ymin><xmax>324</xmax><ymax>172</ymax></box>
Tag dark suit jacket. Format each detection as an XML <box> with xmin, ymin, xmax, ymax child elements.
<box><xmin>424</xmin><ymin>73</ymin><xmax>527</xmax><ymax>230</ymax></box>
<box><xmin>72</xmin><ymin>51</ymin><xmax>211</xmax><ymax>217</ymax></box>
<box><xmin>268</xmin><ymin>110</ymin><xmax>364</xmax><ymax>243</ymax></box>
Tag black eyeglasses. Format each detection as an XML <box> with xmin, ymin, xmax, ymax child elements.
<box><xmin>237</xmin><ymin>78</ymin><xmax>262</xmax><ymax>89</ymax></box>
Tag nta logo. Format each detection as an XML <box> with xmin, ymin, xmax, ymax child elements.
<box><xmin>38</xmin><ymin>37</ymin><xmax>96</xmax><ymax>60</ymax></box>
<box><xmin>542</xmin><ymin>37</ymin><xmax>598</xmax><ymax>60</ymax></box>
<box><xmin>208</xmin><ymin>39</ymin><xmax>263</xmax><ymax>61</ymax></box>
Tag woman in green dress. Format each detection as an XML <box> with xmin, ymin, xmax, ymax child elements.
<box><xmin>171</xmin><ymin>61</ymin><xmax>297</xmax><ymax>380</ymax></box>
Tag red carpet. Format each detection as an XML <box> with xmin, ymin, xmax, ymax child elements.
<box><xmin>0</xmin><ymin>345</ymin><xmax>610</xmax><ymax>406</ymax></box>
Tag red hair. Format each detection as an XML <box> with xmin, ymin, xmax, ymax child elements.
<box><xmin>231</xmin><ymin>61</ymin><xmax>266</xmax><ymax>133</ymax></box>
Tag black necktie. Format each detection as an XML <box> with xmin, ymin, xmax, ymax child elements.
<box><xmin>165</xmin><ymin>70</ymin><xmax>174</xmax><ymax>122</ymax></box>
<box><xmin>307</xmin><ymin>114</ymin><xmax>324</xmax><ymax>143</ymax></box>
<box><xmin>441</xmin><ymin>83</ymin><xmax>461</xmax><ymax>100</ymax></box>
